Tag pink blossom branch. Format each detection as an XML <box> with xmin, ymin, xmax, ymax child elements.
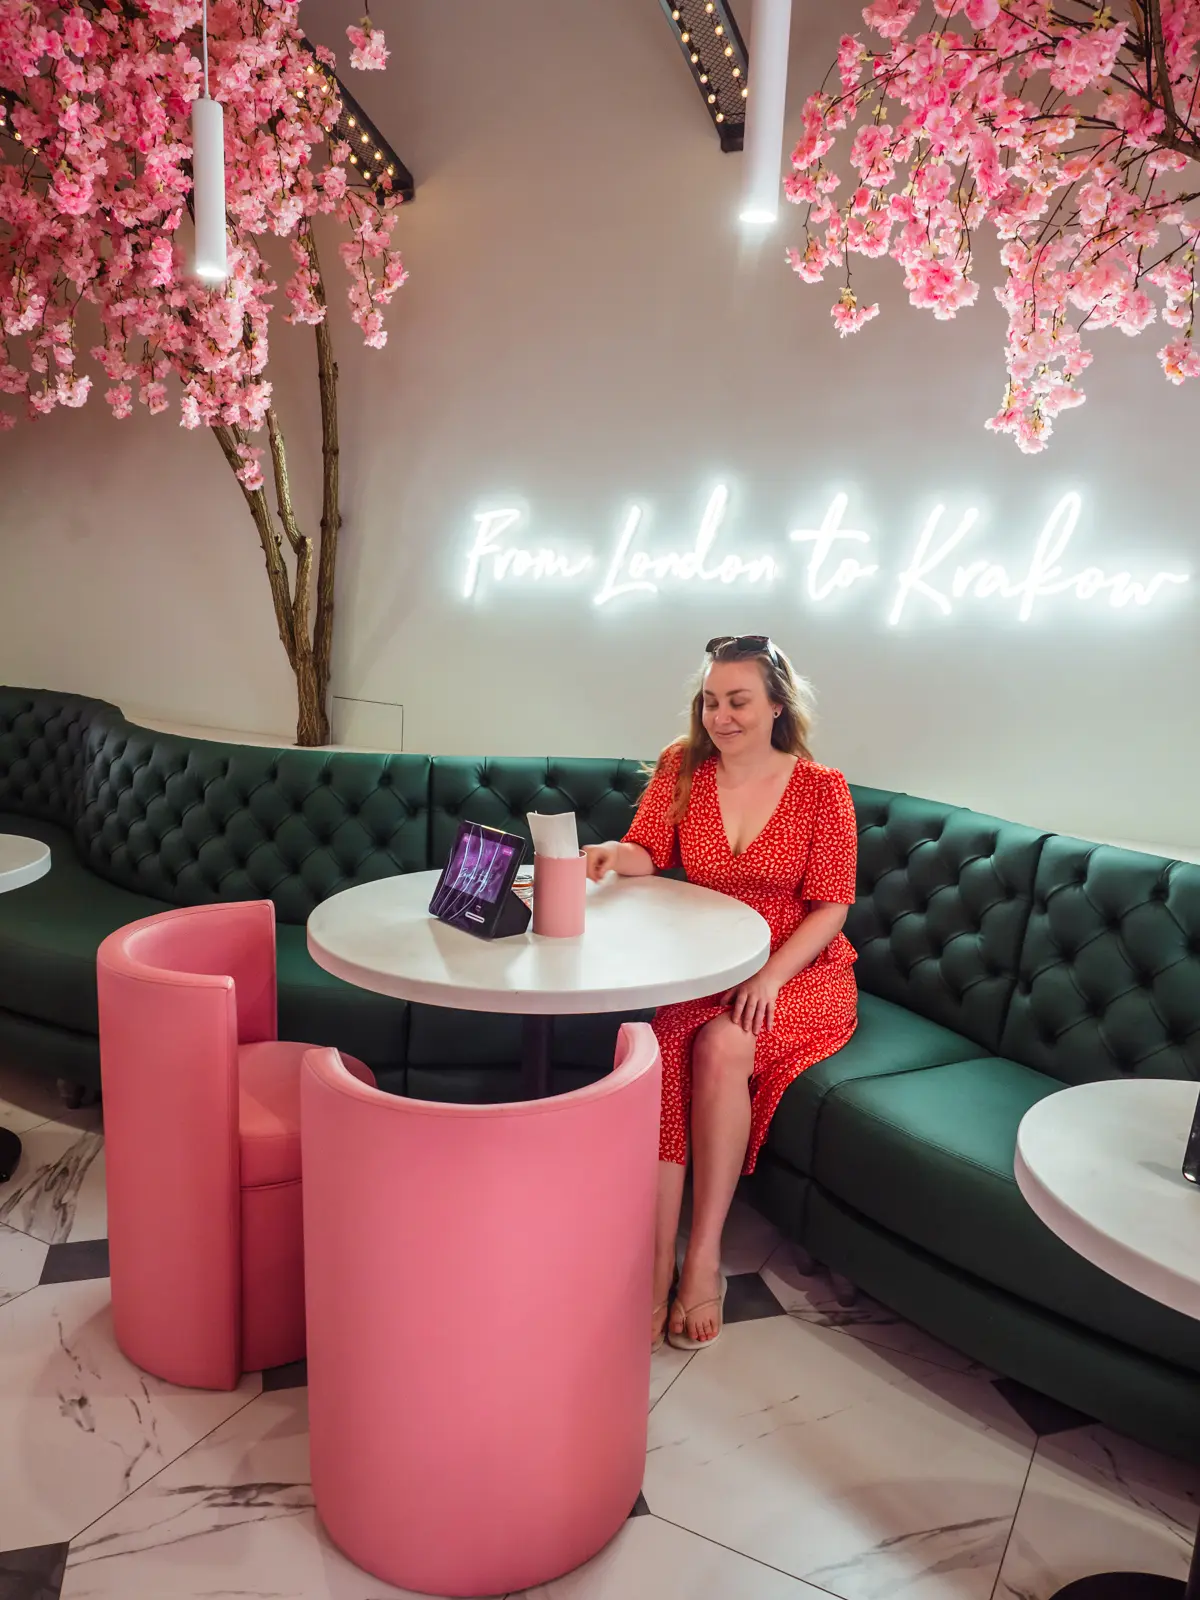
<box><xmin>786</xmin><ymin>0</ymin><xmax>1200</xmax><ymax>447</ymax></box>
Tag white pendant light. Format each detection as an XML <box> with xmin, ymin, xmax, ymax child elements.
<box><xmin>739</xmin><ymin>0</ymin><xmax>793</xmax><ymax>228</ymax></box>
<box><xmin>191</xmin><ymin>0</ymin><xmax>228</xmax><ymax>282</ymax></box>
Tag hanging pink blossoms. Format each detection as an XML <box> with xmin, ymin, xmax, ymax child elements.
<box><xmin>0</xmin><ymin>0</ymin><xmax>406</xmax><ymax>480</ymax></box>
<box><xmin>788</xmin><ymin>1</ymin><xmax>1200</xmax><ymax>451</ymax></box>
<box><xmin>346</xmin><ymin>17</ymin><xmax>387</xmax><ymax>72</ymax></box>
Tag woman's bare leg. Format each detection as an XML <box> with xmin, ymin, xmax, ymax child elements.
<box><xmin>671</xmin><ymin>1015</ymin><xmax>755</xmax><ymax>1343</ymax></box>
<box><xmin>652</xmin><ymin>1159</ymin><xmax>687</xmax><ymax>1345</ymax></box>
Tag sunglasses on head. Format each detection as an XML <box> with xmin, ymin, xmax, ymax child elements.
<box><xmin>706</xmin><ymin>635</ymin><xmax>780</xmax><ymax>664</ymax></box>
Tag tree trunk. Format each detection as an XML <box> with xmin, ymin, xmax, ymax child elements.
<box><xmin>309</xmin><ymin>227</ymin><xmax>340</xmax><ymax>746</ymax></box>
<box><xmin>212</xmin><ymin>412</ymin><xmax>334</xmax><ymax>748</ymax></box>
<box><xmin>211</xmin><ymin>224</ymin><xmax>339</xmax><ymax>748</ymax></box>
<box><xmin>294</xmin><ymin>643</ymin><xmax>328</xmax><ymax>747</ymax></box>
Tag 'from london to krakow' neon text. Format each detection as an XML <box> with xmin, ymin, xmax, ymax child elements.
<box><xmin>460</xmin><ymin>487</ymin><xmax>1189</xmax><ymax>623</ymax></box>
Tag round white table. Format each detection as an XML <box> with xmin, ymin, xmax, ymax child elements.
<box><xmin>0</xmin><ymin>835</ymin><xmax>51</xmax><ymax>1183</ymax></box>
<box><xmin>1015</xmin><ymin>1078</ymin><xmax>1200</xmax><ymax>1600</ymax></box>
<box><xmin>0</xmin><ymin>834</ymin><xmax>50</xmax><ymax>895</ymax></box>
<box><xmin>307</xmin><ymin>870</ymin><xmax>772</xmax><ymax>1097</ymax></box>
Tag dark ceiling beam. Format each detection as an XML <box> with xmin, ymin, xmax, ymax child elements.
<box><xmin>299</xmin><ymin>38</ymin><xmax>415</xmax><ymax>203</ymax></box>
<box><xmin>659</xmin><ymin>0</ymin><xmax>748</xmax><ymax>152</ymax></box>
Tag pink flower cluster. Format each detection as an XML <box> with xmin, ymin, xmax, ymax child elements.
<box><xmin>346</xmin><ymin>18</ymin><xmax>387</xmax><ymax>72</ymax></box>
<box><xmin>0</xmin><ymin>0</ymin><xmax>406</xmax><ymax>433</ymax></box>
<box><xmin>788</xmin><ymin>0</ymin><xmax>1200</xmax><ymax>450</ymax></box>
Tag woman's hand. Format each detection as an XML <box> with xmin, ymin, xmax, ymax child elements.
<box><xmin>583</xmin><ymin>842</ymin><xmax>619</xmax><ymax>882</ymax></box>
<box><xmin>725</xmin><ymin>970</ymin><xmax>782</xmax><ymax>1036</ymax></box>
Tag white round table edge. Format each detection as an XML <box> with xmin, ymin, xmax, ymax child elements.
<box><xmin>0</xmin><ymin>837</ymin><xmax>51</xmax><ymax>895</ymax></box>
<box><xmin>1015</xmin><ymin>1089</ymin><xmax>1200</xmax><ymax>1323</ymax></box>
<box><xmin>305</xmin><ymin>871</ymin><xmax>772</xmax><ymax>1017</ymax></box>
<box><xmin>305</xmin><ymin>927</ymin><xmax>769</xmax><ymax>1016</ymax></box>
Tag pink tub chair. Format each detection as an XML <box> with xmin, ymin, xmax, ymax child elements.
<box><xmin>97</xmin><ymin>900</ymin><xmax>372</xmax><ymax>1391</ymax></box>
<box><xmin>301</xmin><ymin>1022</ymin><xmax>662</xmax><ymax>1597</ymax></box>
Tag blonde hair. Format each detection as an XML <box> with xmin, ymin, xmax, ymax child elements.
<box><xmin>654</xmin><ymin>641</ymin><xmax>815</xmax><ymax>823</ymax></box>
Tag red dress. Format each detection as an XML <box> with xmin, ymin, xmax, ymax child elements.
<box><xmin>622</xmin><ymin>747</ymin><xmax>858</xmax><ymax>1174</ymax></box>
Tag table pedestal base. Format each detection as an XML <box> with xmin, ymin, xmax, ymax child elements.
<box><xmin>522</xmin><ymin>1016</ymin><xmax>554</xmax><ymax>1100</ymax></box>
<box><xmin>1051</xmin><ymin>1577</ymin><xmax>1184</xmax><ymax>1600</ymax></box>
<box><xmin>0</xmin><ymin>1127</ymin><xmax>21</xmax><ymax>1184</ymax></box>
<box><xmin>1052</xmin><ymin>1526</ymin><xmax>1200</xmax><ymax>1600</ymax></box>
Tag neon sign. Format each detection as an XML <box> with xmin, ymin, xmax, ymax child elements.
<box><xmin>460</xmin><ymin>488</ymin><xmax>1190</xmax><ymax>622</ymax></box>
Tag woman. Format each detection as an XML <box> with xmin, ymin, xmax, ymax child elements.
<box><xmin>584</xmin><ymin>636</ymin><xmax>858</xmax><ymax>1353</ymax></box>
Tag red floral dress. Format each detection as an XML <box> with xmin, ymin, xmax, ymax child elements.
<box><xmin>623</xmin><ymin>747</ymin><xmax>858</xmax><ymax>1174</ymax></box>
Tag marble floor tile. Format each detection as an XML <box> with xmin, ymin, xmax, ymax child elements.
<box><xmin>644</xmin><ymin>1314</ymin><xmax>1035</xmax><ymax>1600</ymax></box>
<box><xmin>39</xmin><ymin>1238</ymin><xmax>110</xmax><ymax>1285</ymax></box>
<box><xmin>0</xmin><ymin>1059</ymin><xmax>63</xmax><ymax>1134</ymax></box>
<box><xmin>0</xmin><ymin>1120</ymin><xmax>105</xmax><ymax>1245</ymax></box>
<box><xmin>0</xmin><ymin>1097</ymin><xmax>48</xmax><ymax>1137</ymax></box>
<box><xmin>61</xmin><ymin>1388</ymin><xmax>447</xmax><ymax>1599</ymax></box>
<box><xmin>649</xmin><ymin>1342</ymin><xmax>692</xmax><ymax>1411</ymax></box>
<box><xmin>0</xmin><ymin>1059</ymin><xmax>102</xmax><ymax>1136</ymax></box>
<box><xmin>760</xmin><ymin>1243</ymin><xmax>993</xmax><ymax>1377</ymax></box>
<box><xmin>0</xmin><ymin>1277</ymin><xmax>259</xmax><ymax>1549</ymax></box>
<box><xmin>0</xmin><ymin>1540</ymin><xmax>70</xmax><ymax>1600</ymax></box>
<box><xmin>261</xmin><ymin>1357</ymin><xmax>308</xmax><ymax>1392</ymax></box>
<box><xmin>40</xmin><ymin>1100</ymin><xmax>104</xmax><ymax>1136</ymax></box>
<box><xmin>0</xmin><ymin>1221</ymin><xmax>48</xmax><ymax>1307</ymax></box>
<box><xmin>723</xmin><ymin>1271</ymin><xmax>788</xmax><ymax>1325</ymax></box>
<box><xmin>519</xmin><ymin>1511</ymin><xmax>827</xmax><ymax>1599</ymax></box>
<box><xmin>991</xmin><ymin>1376</ymin><xmax>1095</xmax><ymax>1439</ymax></box>
<box><xmin>996</xmin><ymin>1424</ymin><xmax>1200</xmax><ymax>1600</ymax></box>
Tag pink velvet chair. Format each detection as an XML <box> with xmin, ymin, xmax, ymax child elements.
<box><xmin>301</xmin><ymin>1022</ymin><xmax>662</xmax><ymax>1597</ymax></box>
<box><xmin>97</xmin><ymin>900</ymin><xmax>372</xmax><ymax>1391</ymax></box>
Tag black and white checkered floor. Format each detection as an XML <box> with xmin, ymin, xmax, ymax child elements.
<box><xmin>2</xmin><ymin>1060</ymin><xmax>1198</xmax><ymax>1600</ymax></box>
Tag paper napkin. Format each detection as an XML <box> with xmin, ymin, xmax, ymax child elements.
<box><xmin>527</xmin><ymin>811</ymin><xmax>580</xmax><ymax>859</ymax></box>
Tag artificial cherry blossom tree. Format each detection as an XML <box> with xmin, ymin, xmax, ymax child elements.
<box><xmin>0</xmin><ymin>0</ymin><xmax>405</xmax><ymax>744</ymax></box>
<box><xmin>788</xmin><ymin>0</ymin><xmax>1200</xmax><ymax>452</ymax></box>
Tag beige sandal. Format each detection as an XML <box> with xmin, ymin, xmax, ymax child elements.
<box><xmin>651</xmin><ymin>1299</ymin><xmax>670</xmax><ymax>1353</ymax></box>
<box><xmin>667</xmin><ymin>1274</ymin><xmax>728</xmax><ymax>1352</ymax></box>
<box><xmin>652</xmin><ymin>1268</ymin><xmax>682</xmax><ymax>1352</ymax></box>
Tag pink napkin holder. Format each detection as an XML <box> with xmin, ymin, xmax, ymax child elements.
<box><xmin>532</xmin><ymin>852</ymin><xmax>586</xmax><ymax>938</ymax></box>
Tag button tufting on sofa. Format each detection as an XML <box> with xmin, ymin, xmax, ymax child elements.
<box><xmin>12</xmin><ymin>689</ymin><xmax>1200</xmax><ymax>1462</ymax></box>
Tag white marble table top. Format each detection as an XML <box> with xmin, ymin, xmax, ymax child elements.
<box><xmin>0</xmin><ymin>834</ymin><xmax>50</xmax><ymax>895</ymax></box>
<box><xmin>1015</xmin><ymin>1077</ymin><xmax>1200</xmax><ymax>1320</ymax></box>
<box><xmin>307</xmin><ymin>869</ymin><xmax>771</xmax><ymax>1016</ymax></box>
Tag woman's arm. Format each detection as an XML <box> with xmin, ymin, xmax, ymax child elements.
<box><xmin>727</xmin><ymin>902</ymin><xmax>848</xmax><ymax>1034</ymax></box>
<box><xmin>590</xmin><ymin>745</ymin><xmax>683</xmax><ymax>881</ymax></box>
<box><xmin>583</xmin><ymin>840</ymin><xmax>656</xmax><ymax>881</ymax></box>
<box><xmin>765</xmin><ymin>902</ymin><xmax>847</xmax><ymax>985</ymax></box>
<box><xmin>728</xmin><ymin>765</ymin><xmax>859</xmax><ymax>1033</ymax></box>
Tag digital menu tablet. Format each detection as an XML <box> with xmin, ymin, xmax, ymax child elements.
<box><xmin>428</xmin><ymin>820</ymin><xmax>531</xmax><ymax>939</ymax></box>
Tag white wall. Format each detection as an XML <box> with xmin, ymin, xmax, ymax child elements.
<box><xmin>1</xmin><ymin>0</ymin><xmax>1198</xmax><ymax>848</ymax></box>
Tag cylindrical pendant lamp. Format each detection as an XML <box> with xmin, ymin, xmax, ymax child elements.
<box><xmin>192</xmin><ymin>96</ymin><xmax>227</xmax><ymax>282</ymax></box>
<box><xmin>739</xmin><ymin>0</ymin><xmax>793</xmax><ymax>227</ymax></box>
<box><xmin>191</xmin><ymin>0</ymin><xmax>228</xmax><ymax>282</ymax></box>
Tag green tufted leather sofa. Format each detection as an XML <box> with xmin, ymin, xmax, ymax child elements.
<box><xmin>4</xmin><ymin>686</ymin><xmax>1200</xmax><ymax>1461</ymax></box>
